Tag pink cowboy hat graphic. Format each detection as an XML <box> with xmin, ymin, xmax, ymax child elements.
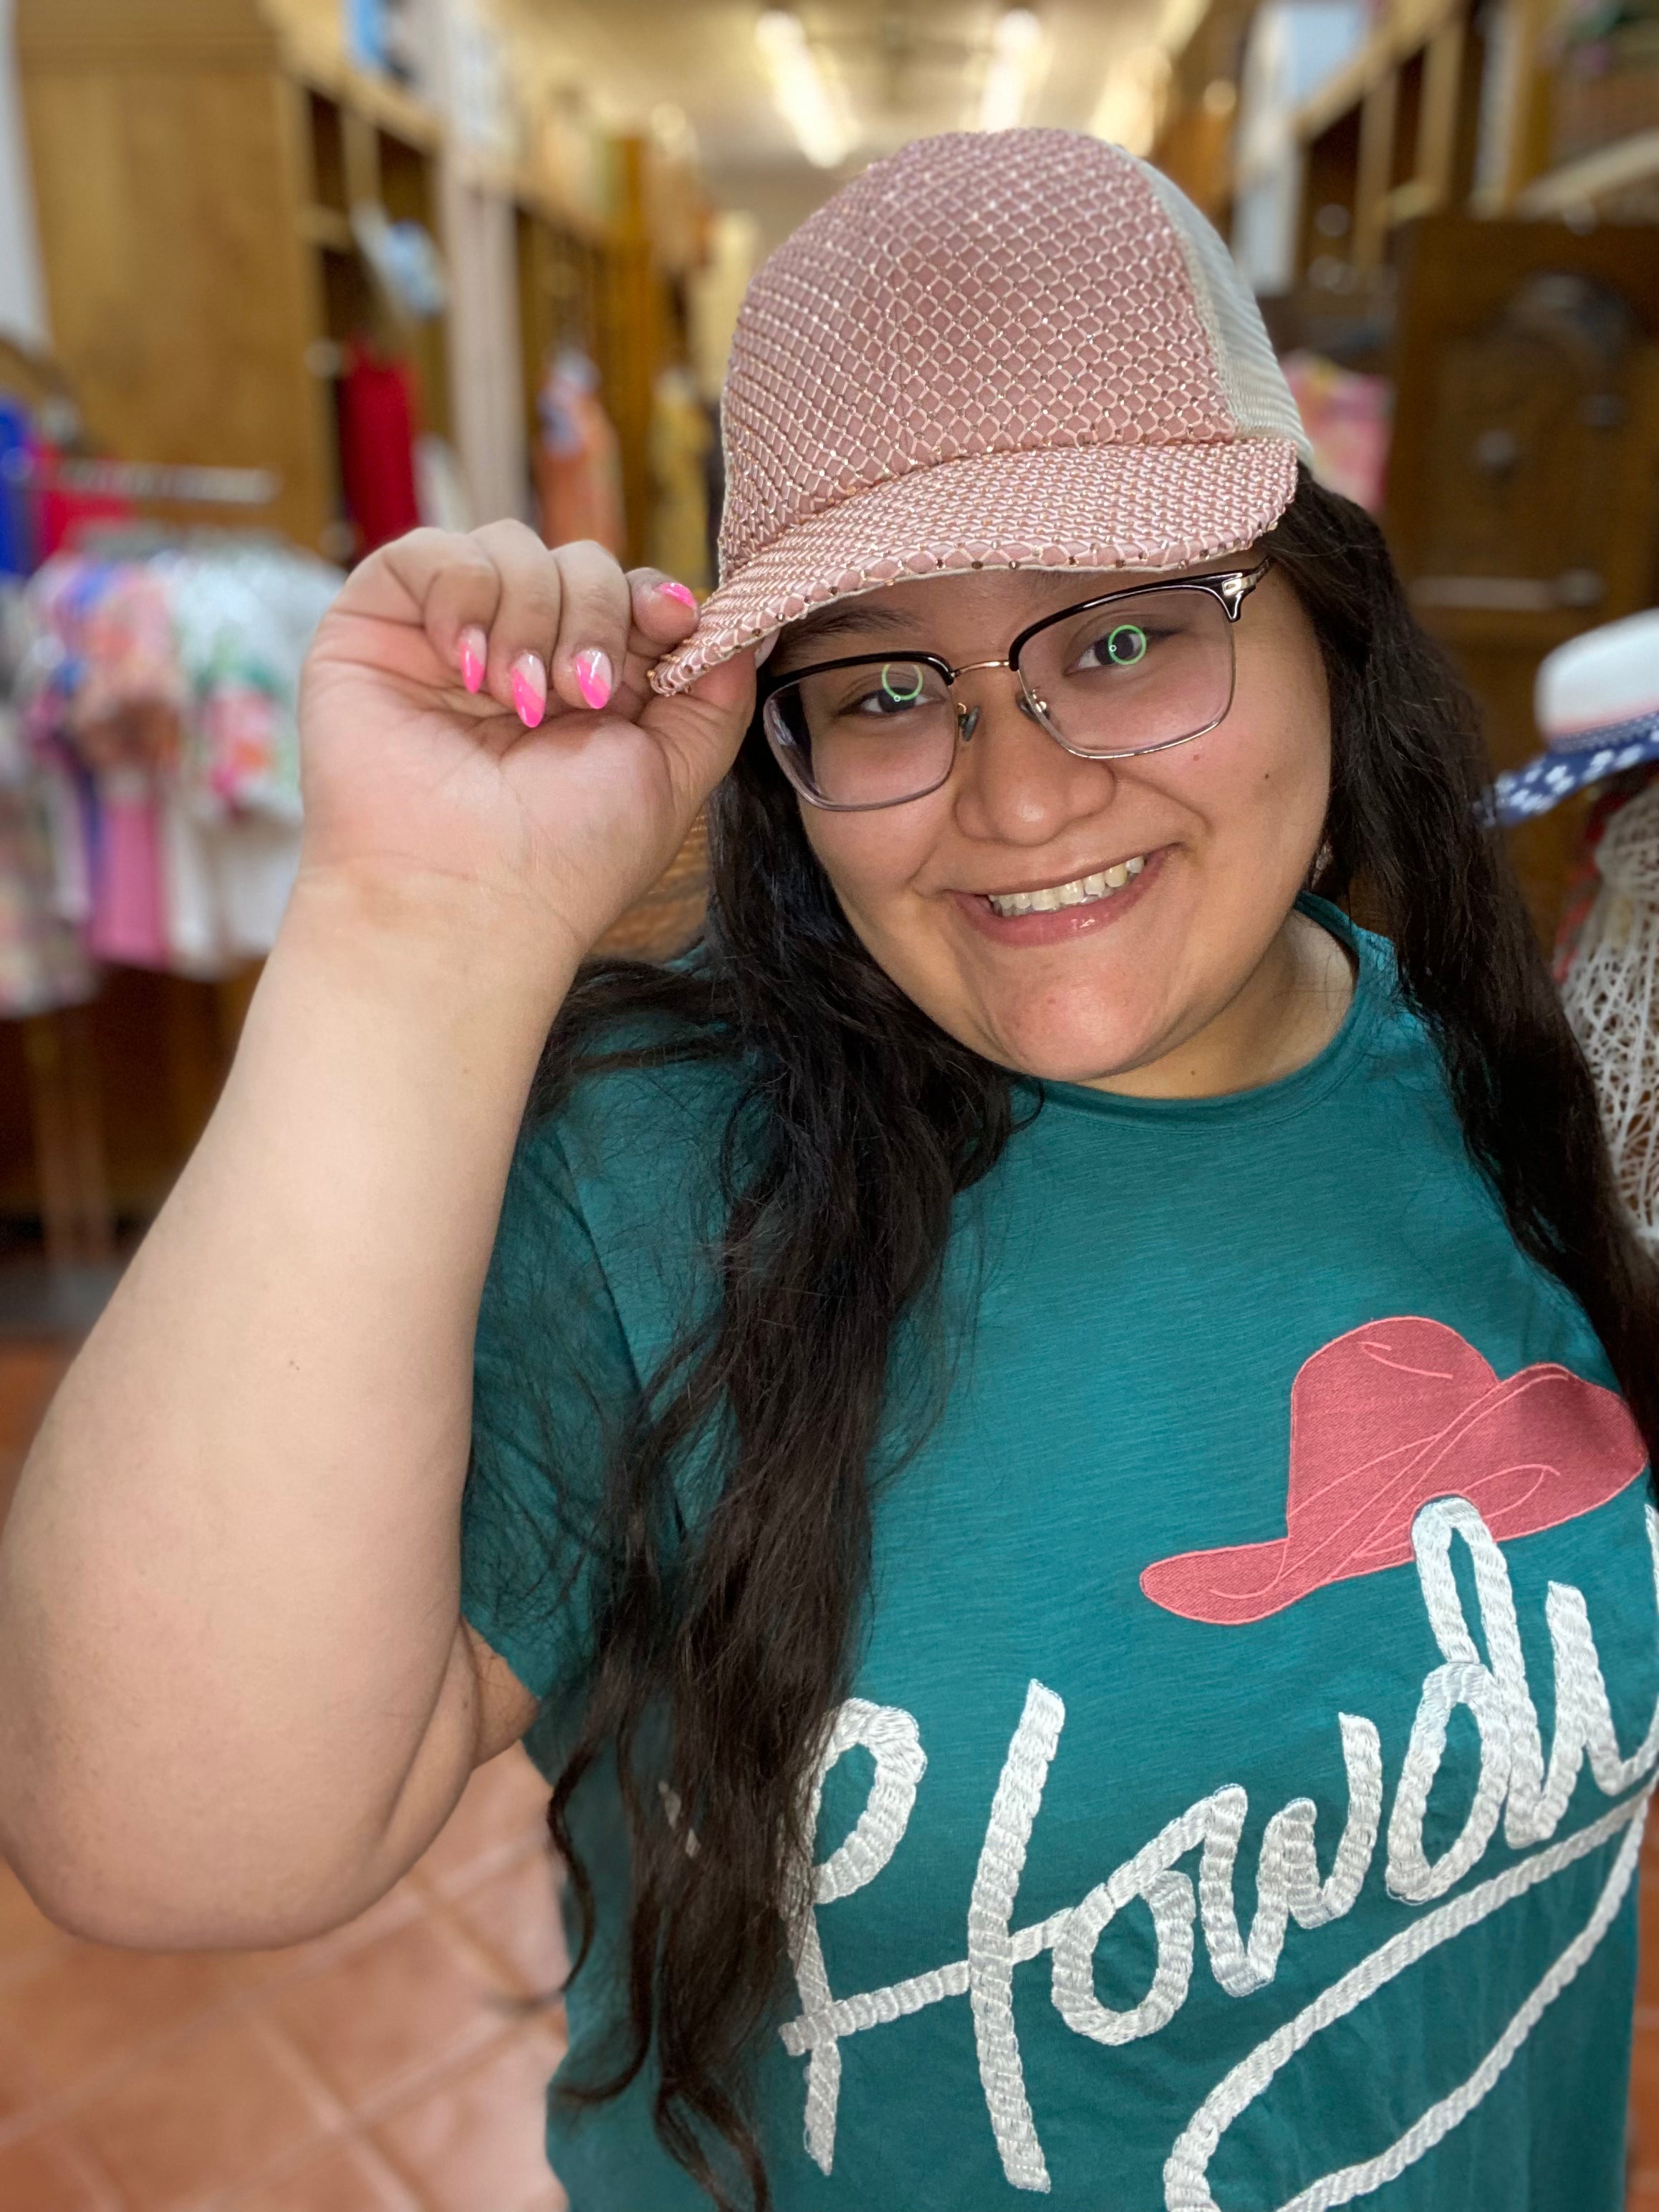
<box><xmin>1140</xmin><ymin>1317</ymin><xmax>1648</xmax><ymax>1626</ymax></box>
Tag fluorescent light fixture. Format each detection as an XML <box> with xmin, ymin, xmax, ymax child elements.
<box><xmin>756</xmin><ymin>10</ymin><xmax>856</xmax><ymax>169</ymax></box>
<box><xmin>976</xmin><ymin>8</ymin><xmax>1045</xmax><ymax>133</ymax></box>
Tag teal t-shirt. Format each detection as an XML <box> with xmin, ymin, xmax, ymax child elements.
<box><xmin>461</xmin><ymin>904</ymin><xmax>1659</xmax><ymax>2211</ymax></box>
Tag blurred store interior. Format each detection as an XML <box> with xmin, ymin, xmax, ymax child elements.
<box><xmin>0</xmin><ymin>0</ymin><xmax>1657</xmax><ymax>2207</ymax></box>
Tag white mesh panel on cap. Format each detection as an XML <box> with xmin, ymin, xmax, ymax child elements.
<box><xmin>1137</xmin><ymin>160</ymin><xmax>1313</xmax><ymax>464</ymax></box>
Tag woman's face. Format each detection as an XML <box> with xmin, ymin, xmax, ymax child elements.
<box><xmin>777</xmin><ymin>556</ymin><xmax>1334</xmax><ymax>1091</ymax></box>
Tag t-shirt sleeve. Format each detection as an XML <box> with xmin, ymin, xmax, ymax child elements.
<box><xmin>461</xmin><ymin>1119</ymin><xmax>642</xmax><ymax>1713</ymax></box>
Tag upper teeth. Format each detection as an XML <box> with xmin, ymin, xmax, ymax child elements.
<box><xmin>986</xmin><ymin>855</ymin><xmax>1146</xmax><ymax>916</ymax></box>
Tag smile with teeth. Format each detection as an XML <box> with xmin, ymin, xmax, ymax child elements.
<box><xmin>984</xmin><ymin>854</ymin><xmax>1147</xmax><ymax>916</ymax></box>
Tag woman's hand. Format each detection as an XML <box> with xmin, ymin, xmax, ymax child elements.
<box><xmin>297</xmin><ymin>524</ymin><xmax>752</xmax><ymax>971</ymax></box>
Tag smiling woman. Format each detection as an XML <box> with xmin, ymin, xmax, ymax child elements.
<box><xmin>766</xmin><ymin>554</ymin><xmax>1344</xmax><ymax>1091</ymax></box>
<box><xmin>4</xmin><ymin>128</ymin><xmax>1658</xmax><ymax>2212</ymax></box>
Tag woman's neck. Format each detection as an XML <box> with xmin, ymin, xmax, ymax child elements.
<box><xmin>1084</xmin><ymin>906</ymin><xmax>1357</xmax><ymax>1102</ymax></box>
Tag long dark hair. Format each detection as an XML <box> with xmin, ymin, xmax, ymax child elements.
<box><xmin>506</xmin><ymin>469</ymin><xmax>1659</xmax><ymax>2206</ymax></box>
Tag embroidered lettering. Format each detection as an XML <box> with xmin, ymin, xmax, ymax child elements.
<box><xmin>776</xmin><ymin>1498</ymin><xmax>1659</xmax><ymax>2199</ymax></box>
<box><xmin>1164</xmin><ymin>1787</ymin><xmax>1651</xmax><ymax>2211</ymax></box>
<box><xmin>1199</xmin><ymin>1716</ymin><xmax>1383</xmax><ymax>1997</ymax></box>
<box><xmin>787</xmin><ymin>1698</ymin><xmax>925</xmax><ymax>2175</ymax></box>
<box><xmin>1052</xmin><ymin>1802</ymin><xmax>1208</xmax><ymax>2044</ymax></box>
<box><xmin>968</xmin><ymin>1681</ymin><xmax>1066</xmax><ymax>2193</ymax></box>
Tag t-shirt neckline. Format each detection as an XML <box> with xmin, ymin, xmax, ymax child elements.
<box><xmin>1023</xmin><ymin>895</ymin><xmax>1389</xmax><ymax>1130</ymax></box>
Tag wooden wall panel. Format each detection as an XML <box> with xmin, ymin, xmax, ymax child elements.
<box><xmin>19</xmin><ymin>63</ymin><xmax>329</xmax><ymax>548</ymax></box>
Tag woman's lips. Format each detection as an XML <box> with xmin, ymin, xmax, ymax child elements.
<box><xmin>950</xmin><ymin>846</ymin><xmax>1168</xmax><ymax>945</ymax></box>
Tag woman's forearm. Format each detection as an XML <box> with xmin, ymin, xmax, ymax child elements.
<box><xmin>0</xmin><ymin>872</ymin><xmax>572</xmax><ymax>1938</ymax></box>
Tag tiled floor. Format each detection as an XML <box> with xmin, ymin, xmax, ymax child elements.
<box><xmin>0</xmin><ymin>1338</ymin><xmax>569</xmax><ymax>2212</ymax></box>
<box><xmin>9</xmin><ymin>1332</ymin><xmax>1659</xmax><ymax>2207</ymax></box>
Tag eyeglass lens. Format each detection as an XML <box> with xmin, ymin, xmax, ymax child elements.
<box><xmin>761</xmin><ymin>585</ymin><xmax>1237</xmax><ymax>808</ymax></box>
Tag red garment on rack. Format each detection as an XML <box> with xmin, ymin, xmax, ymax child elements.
<box><xmin>32</xmin><ymin>439</ymin><xmax>135</xmax><ymax>558</ymax></box>
<box><xmin>338</xmin><ymin>342</ymin><xmax>421</xmax><ymax>555</ymax></box>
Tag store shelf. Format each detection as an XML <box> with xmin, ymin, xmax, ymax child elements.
<box><xmin>279</xmin><ymin>34</ymin><xmax>441</xmax><ymax>150</ymax></box>
<box><xmin>1513</xmin><ymin>129</ymin><xmax>1659</xmax><ymax>217</ymax></box>
<box><xmin>296</xmin><ymin>203</ymin><xmax>353</xmax><ymax>251</ymax></box>
<box><xmin>1292</xmin><ymin>0</ymin><xmax>1459</xmax><ymax>145</ymax></box>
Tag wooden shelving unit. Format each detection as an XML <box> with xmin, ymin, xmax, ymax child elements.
<box><xmin>1287</xmin><ymin>0</ymin><xmax>1486</xmax><ymax>280</ymax></box>
<box><xmin>14</xmin><ymin>0</ymin><xmax>456</xmax><ymax>560</ymax></box>
<box><xmin>1514</xmin><ymin>129</ymin><xmax>1659</xmax><ymax>221</ymax></box>
<box><xmin>1231</xmin><ymin>0</ymin><xmax>1659</xmax><ymax>941</ymax></box>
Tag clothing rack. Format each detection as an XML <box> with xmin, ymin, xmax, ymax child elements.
<box><xmin>1</xmin><ymin>454</ymin><xmax>282</xmax><ymax>507</ymax></box>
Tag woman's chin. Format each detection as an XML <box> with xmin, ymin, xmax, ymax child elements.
<box><xmin>975</xmin><ymin>1011</ymin><xmax>1169</xmax><ymax>1088</ymax></box>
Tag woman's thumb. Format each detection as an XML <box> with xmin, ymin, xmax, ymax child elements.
<box><xmin>642</xmin><ymin>646</ymin><xmax>757</xmax><ymax>793</ymax></box>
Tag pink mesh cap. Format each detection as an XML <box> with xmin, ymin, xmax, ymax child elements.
<box><xmin>650</xmin><ymin>128</ymin><xmax>1312</xmax><ymax>697</ymax></box>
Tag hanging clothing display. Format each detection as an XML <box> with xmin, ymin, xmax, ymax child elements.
<box><xmin>533</xmin><ymin>347</ymin><xmax>625</xmax><ymax>555</ymax></box>
<box><xmin>0</xmin><ymin>580</ymin><xmax>91</xmax><ymax>1015</ymax></box>
<box><xmin>20</xmin><ymin>537</ymin><xmax>341</xmax><ymax>980</ymax></box>
<box><xmin>1279</xmin><ymin>350</ymin><xmax>1392</xmax><ymax>514</ymax></box>
<box><xmin>337</xmin><ymin>340</ymin><xmax>423</xmax><ymax>555</ymax></box>
<box><xmin>0</xmin><ymin>395</ymin><xmax>35</xmax><ymax>577</ymax></box>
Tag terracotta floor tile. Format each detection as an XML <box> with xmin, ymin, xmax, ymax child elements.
<box><xmin>0</xmin><ymin>1941</ymin><xmax>232</xmax><ymax>2096</ymax></box>
<box><xmin>70</xmin><ymin>2011</ymin><xmax>334</xmax><ymax>2212</ymax></box>
<box><xmin>409</xmin><ymin>1751</ymin><xmax>549</xmax><ymax>1898</ymax></box>
<box><xmin>445</xmin><ymin>1847</ymin><xmax>569</xmax><ymax>2004</ymax></box>
<box><xmin>266</xmin><ymin>1910</ymin><xmax>509</xmax><ymax>2113</ymax></box>
<box><xmin>371</xmin><ymin>2028</ymin><xmax>564</xmax><ymax>2212</ymax></box>
<box><xmin>213</xmin><ymin>1882</ymin><xmax>423</xmax><ymax>1994</ymax></box>
<box><xmin>0</xmin><ymin>2029</ymin><xmax>53</xmax><ymax>2127</ymax></box>
<box><xmin>0</xmin><ymin>2125</ymin><xmax>116</xmax><ymax>2211</ymax></box>
<box><xmin>0</xmin><ymin>1853</ymin><xmax>72</xmax><ymax>1973</ymax></box>
<box><xmin>221</xmin><ymin>2132</ymin><xmax>420</xmax><ymax>2212</ymax></box>
<box><xmin>1642</xmin><ymin>1870</ymin><xmax>1659</xmax><ymax>2007</ymax></box>
<box><xmin>0</xmin><ymin>1340</ymin><xmax>72</xmax><ymax>1455</ymax></box>
<box><xmin>1634</xmin><ymin>2031</ymin><xmax>1659</xmax><ymax>2186</ymax></box>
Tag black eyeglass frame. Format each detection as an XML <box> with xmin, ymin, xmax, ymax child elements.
<box><xmin>756</xmin><ymin>557</ymin><xmax>1274</xmax><ymax>812</ymax></box>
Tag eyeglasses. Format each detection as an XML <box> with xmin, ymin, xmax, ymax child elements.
<box><xmin>757</xmin><ymin>559</ymin><xmax>1271</xmax><ymax>812</ymax></box>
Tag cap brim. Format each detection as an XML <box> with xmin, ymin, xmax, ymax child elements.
<box><xmin>650</xmin><ymin>436</ymin><xmax>1302</xmax><ymax>697</ymax></box>
<box><xmin>1491</xmin><ymin>715</ymin><xmax>1659</xmax><ymax>823</ymax></box>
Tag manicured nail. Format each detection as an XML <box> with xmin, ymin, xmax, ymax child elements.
<box><xmin>657</xmin><ymin>580</ymin><xmax>698</xmax><ymax>611</ymax></box>
<box><xmin>458</xmin><ymin>626</ymin><xmax>486</xmax><ymax>693</ymax></box>
<box><xmin>510</xmin><ymin>652</ymin><xmax>547</xmax><ymax>728</ymax></box>
<box><xmin>574</xmin><ymin>648</ymin><xmax>612</xmax><ymax>711</ymax></box>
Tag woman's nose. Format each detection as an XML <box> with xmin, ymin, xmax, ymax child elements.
<box><xmin>952</xmin><ymin>672</ymin><xmax>1116</xmax><ymax>842</ymax></box>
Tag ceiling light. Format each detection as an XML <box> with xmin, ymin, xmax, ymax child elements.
<box><xmin>976</xmin><ymin>9</ymin><xmax>1045</xmax><ymax>133</ymax></box>
<box><xmin>756</xmin><ymin>11</ymin><xmax>857</xmax><ymax>169</ymax></box>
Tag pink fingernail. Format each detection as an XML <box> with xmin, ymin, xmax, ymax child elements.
<box><xmin>458</xmin><ymin>626</ymin><xmax>486</xmax><ymax>693</ymax></box>
<box><xmin>510</xmin><ymin>653</ymin><xmax>547</xmax><ymax>728</ymax></box>
<box><xmin>657</xmin><ymin>580</ymin><xmax>698</xmax><ymax>611</ymax></box>
<box><xmin>574</xmin><ymin>648</ymin><xmax>612</xmax><ymax>710</ymax></box>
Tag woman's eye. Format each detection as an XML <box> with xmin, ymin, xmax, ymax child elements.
<box><xmin>850</xmin><ymin>664</ymin><xmax>931</xmax><ymax>716</ymax></box>
<box><xmin>1074</xmin><ymin>622</ymin><xmax>1155</xmax><ymax>673</ymax></box>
